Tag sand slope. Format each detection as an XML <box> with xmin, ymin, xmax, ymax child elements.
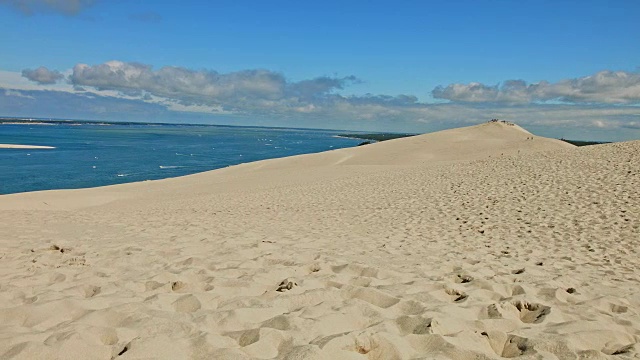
<box><xmin>0</xmin><ymin>122</ymin><xmax>638</xmax><ymax>359</ymax></box>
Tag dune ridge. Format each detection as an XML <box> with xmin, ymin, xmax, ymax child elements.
<box><xmin>0</xmin><ymin>122</ymin><xmax>638</xmax><ymax>359</ymax></box>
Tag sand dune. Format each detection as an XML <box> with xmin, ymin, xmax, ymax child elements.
<box><xmin>0</xmin><ymin>122</ymin><xmax>638</xmax><ymax>359</ymax></box>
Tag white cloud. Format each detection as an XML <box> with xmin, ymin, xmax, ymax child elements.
<box><xmin>64</xmin><ymin>60</ymin><xmax>363</xmax><ymax>115</ymax></box>
<box><xmin>432</xmin><ymin>82</ymin><xmax>499</xmax><ymax>103</ymax></box>
<box><xmin>22</xmin><ymin>66</ymin><xmax>64</xmax><ymax>84</ymax></box>
<box><xmin>0</xmin><ymin>70</ymin><xmax>72</xmax><ymax>92</ymax></box>
<box><xmin>433</xmin><ymin>70</ymin><xmax>640</xmax><ymax>104</ymax></box>
<box><xmin>4</xmin><ymin>89</ymin><xmax>34</xmax><ymax>99</ymax></box>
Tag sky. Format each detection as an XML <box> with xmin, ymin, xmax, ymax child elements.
<box><xmin>1</xmin><ymin>0</ymin><xmax>639</xmax><ymax>140</ymax></box>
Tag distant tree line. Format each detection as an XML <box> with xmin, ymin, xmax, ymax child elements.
<box><xmin>559</xmin><ymin>139</ymin><xmax>611</xmax><ymax>146</ymax></box>
<box><xmin>338</xmin><ymin>133</ymin><xmax>417</xmax><ymax>143</ymax></box>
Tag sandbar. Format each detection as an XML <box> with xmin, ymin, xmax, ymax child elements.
<box><xmin>0</xmin><ymin>144</ymin><xmax>55</xmax><ymax>149</ymax></box>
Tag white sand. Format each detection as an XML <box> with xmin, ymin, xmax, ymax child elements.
<box><xmin>0</xmin><ymin>121</ymin><xmax>638</xmax><ymax>359</ymax></box>
<box><xmin>0</xmin><ymin>144</ymin><xmax>55</xmax><ymax>149</ymax></box>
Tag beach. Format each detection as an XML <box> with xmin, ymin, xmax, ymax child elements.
<box><xmin>0</xmin><ymin>121</ymin><xmax>638</xmax><ymax>359</ymax></box>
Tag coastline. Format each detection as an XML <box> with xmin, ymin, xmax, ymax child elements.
<box><xmin>1</xmin><ymin>122</ymin><xmax>638</xmax><ymax>359</ymax></box>
<box><xmin>0</xmin><ymin>124</ymin><xmax>363</xmax><ymax>195</ymax></box>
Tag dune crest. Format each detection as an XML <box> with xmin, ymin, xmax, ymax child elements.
<box><xmin>1</xmin><ymin>123</ymin><xmax>638</xmax><ymax>359</ymax></box>
<box><xmin>333</xmin><ymin>120</ymin><xmax>573</xmax><ymax>166</ymax></box>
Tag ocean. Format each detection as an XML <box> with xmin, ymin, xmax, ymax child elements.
<box><xmin>0</xmin><ymin>123</ymin><xmax>362</xmax><ymax>195</ymax></box>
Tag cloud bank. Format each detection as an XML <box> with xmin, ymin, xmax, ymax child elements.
<box><xmin>64</xmin><ymin>61</ymin><xmax>376</xmax><ymax>116</ymax></box>
<box><xmin>21</xmin><ymin>67</ymin><xmax>64</xmax><ymax>84</ymax></box>
<box><xmin>9</xmin><ymin>61</ymin><xmax>640</xmax><ymax>140</ymax></box>
<box><xmin>0</xmin><ymin>0</ymin><xmax>96</xmax><ymax>15</ymax></box>
<box><xmin>433</xmin><ymin>71</ymin><xmax>640</xmax><ymax>104</ymax></box>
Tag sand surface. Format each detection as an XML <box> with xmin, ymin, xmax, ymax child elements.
<box><xmin>1</xmin><ymin>122</ymin><xmax>638</xmax><ymax>359</ymax></box>
<box><xmin>0</xmin><ymin>144</ymin><xmax>55</xmax><ymax>149</ymax></box>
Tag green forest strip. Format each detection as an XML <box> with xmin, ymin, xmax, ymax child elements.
<box><xmin>337</xmin><ymin>133</ymin><xmax>417</xmax><ymax>142</ymax></box>
<box><xmin>560</xmin><ymin>139</ymin><xmax>611</xmax><ymax>146</ymax></box>
<box><xmin>340</xmin><ymin>133</ymin><xmax>610</xmax><ymax>147</ymax></box>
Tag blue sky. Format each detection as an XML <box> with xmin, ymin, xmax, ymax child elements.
<box><xmin>1</xmin><ymin>0</ymin><xmax>639</xmax><ymax>140</ymax></box>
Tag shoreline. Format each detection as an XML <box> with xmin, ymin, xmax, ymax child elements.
<box><xmin>0</xmin><ymin>143</ymin><xmax>56</xmax><ymax>149</ymax></box>
<box><xmin>1</xmin><ymin>122</ymin><xmax>574</xmax><ymax>197</ymax></box>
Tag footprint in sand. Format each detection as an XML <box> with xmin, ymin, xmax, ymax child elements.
<box><xmin>512</xmin><ymin>300</ymin><xmax>551</xmax><ymax>323</ymax></box>
<box><xmin>481</xmin><ymin>331</ymin><xmax>530</xmax><ymax>358</ymax></box>
<box><xmin>49</xmin><ymin>272</ymin><xmax>66</xmax><ymax>283</ymax></box>
<box><xmin>172</xmin><ymin>294</ymin><xmax>201</xmax><ymax>313</ymax></box>
<box><xmin>331</xmin><ymin>263</ymin><xmax>379</xmax><ymax>278</ymax></box>
<box><xmin>83</xmin><ymin>285</ymin><xmax>101</xmax><ymax>298</ymax></box>
<box><xmin>63</xmin><ymin>256</ymin><xmax>86</xmax><ymax>266</ymax></box>
<box><xmin>308</xmin><ymin>263</ymin><xmax>322</xmax><ymax>273</ymax></box>
<box><xmin>455</xmin><ymin>274</ymin><xmax>474</xmax><ymax>284</ymax></box>
<box><xmin>602</xmin><ymin>343</ymin><xmax>636</xmax><ymax>356</ymax></box>
<box><xmin>609</xmin><ymin>304</ymin><xmax>628</xmax><ymax>314</ymax></box>
<box><xmin>487</xmin><ymin>303</ymin><xmax>502</xmax><ymax>319</ymax></box>
<box><xmin>261</xmin><ymin>315</ymin><xmax>291</xmax><ymax>331</ymax></box>
<box><xmin>396</xmin><ymin>315</ymin><xmax>432</xmax><ymax>335</ymax></box>
<box><xmin>23</xmin><ymin>296</ymin><xmax>38</xmax><ymax>304</ymax></box>
<box><xmin>445</xmin><ymin>288</ymin><xmax>468</xmax><ymax>302</ymax></box>
<box><xmin>353</xmin><ymin>333</ymin><xmax>407</xmax><ymax>358</ymax></box>
<box><xmin>230</xmin><ymin>328</ymin><xmax>261</xmax><ymax>347</ymax></box>
<box><xmin>486</xmin><ymin>301</ymin><xmax>551</xmax><ymax>323</ymax></box>
<box><xmin>276</xmin><ymin>278</ymin><xmax>298</xmax><ymax>292</ymax></box>
<box><xmin>145</xmin><ymin>281</ymin><xmax>164</xmax><ymax>291</ymax></box>
<box><xmin>171</xmin><ymin>281</ymin><xmax>187</xmax><ymax>292</ymax></box>
<box><xmin>114</xmin><ymin>339</ymin><xmax>134</xmax><ymax>358</ymax></box>
<box><xmin>49</xmin><ymin>244</ymin><xmax>69</xmax><ymax>253</ymax></box>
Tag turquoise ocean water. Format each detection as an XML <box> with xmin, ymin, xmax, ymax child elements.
<box><xmin>0</xmin><ymin>123</ymin><xmax>362</xmax><ymax>195</ymax></box>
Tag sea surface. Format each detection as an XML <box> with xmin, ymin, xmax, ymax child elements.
<box><xmin>0</xmin><ymin>123</ymin><xmax>362</xmax><ymax>195</ymax></box>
